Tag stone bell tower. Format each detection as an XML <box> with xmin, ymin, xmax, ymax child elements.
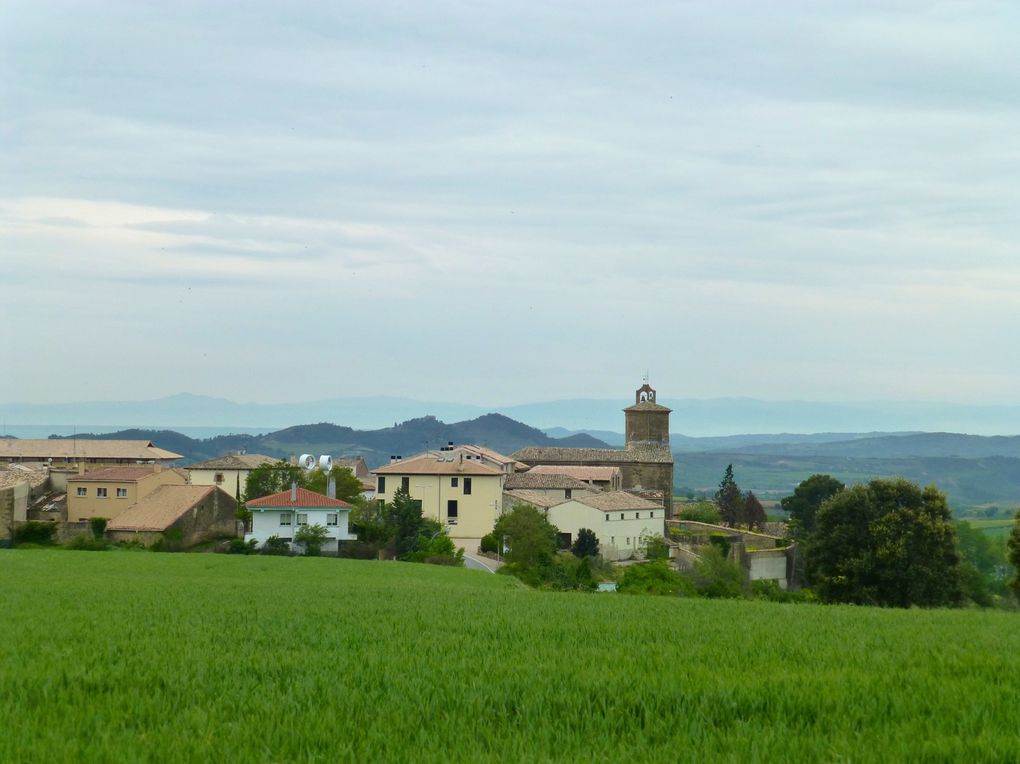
<box><xmin>624</xmin><ymin>383</ymin><xmax>671</xmax><ymax>446</ymax></box>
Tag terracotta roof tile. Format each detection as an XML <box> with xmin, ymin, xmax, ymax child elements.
<box><xmin>0</xmin><ymin>439</ymin><xmax>182</xmax><ymax>461</ymax></box>
<box><xmin>246</xmin><ymin>486</ymin><xmax>353</xmax><ymax>509</ymax></box>
<box><xmin>528</xmin><ymin>465</ymin><xmax>622</xmax><ymax>482</ymax></box>
<box><xmin>68</xmin><ymin>466</ymin><xmax>181</xmax><ymax>483</ymax></box>
<box><xmin>503</xmin><ymin>490</ymin><xmax>566</xmax><ymax>509</ymax></box>
<box><xmin>512</xmin><ymin>444</ymin><xmax>673</xmax><ymax>464</ymax></box>
<box><xmin>188</xmin><ymin>454</ymin><xmax>279</xmax><ymax>470</ymax></box>
<box><xmin>573</xmin><ymin>491</ymin><xmax>663</xmax><ymax>512</ymax></box>
<box><xmin>107</xmin><ymin>485</ymin><xmax>219</xmax><ymax>532</ymax></box>
<box><xmin>504</xmin><ymin>472</ymin><xmax>594</xmax><ymax>490</ymax></box>
<box><xmin>373</xmin><ymin>454</ymin><xmax>502</xmax><ymax>476</ymax></box>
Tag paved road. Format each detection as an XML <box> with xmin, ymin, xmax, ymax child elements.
<box><xmin>463</xmin><ymin>553</ymin><xmax>499</xmax><ymax>573</ymax></box>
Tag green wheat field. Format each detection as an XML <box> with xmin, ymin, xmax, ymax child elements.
<box><xmin>2</xmin><ymin>550</ymin><xmax>1019</xmax><ymax>763</ymax></box>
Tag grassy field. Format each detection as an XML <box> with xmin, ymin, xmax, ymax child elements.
<box><xmin>3</xmin><ymin>551</ymin><xmax>1020</xmax><ymax>762</ymax></box>
<box><xmin>965</xmin><ymin>518</ymin><xmax>1016</xmax><ymax>537</ymax></box>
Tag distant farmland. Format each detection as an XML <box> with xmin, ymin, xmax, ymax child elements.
<box><xmin>675</xmin><ymin>452</ymin><xmax>1020</xmax><ymax>511</ymax></box>
<box><xmin>3</xmin><ymin>551</ymin><xmax>1020</xmax><ymax>762</ymax></box>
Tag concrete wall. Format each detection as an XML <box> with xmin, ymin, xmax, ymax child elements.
<box><xmin>745</xmin><ymin>548</ymin><xmax>790</xmax><ymax>590</ymax></box>
<box><xmin>375</xmin><ymin>473</ymin><xmax>504</xmax><ymax>538</ymax></box>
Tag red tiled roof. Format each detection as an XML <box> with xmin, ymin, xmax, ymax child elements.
<box><xmin>245</xmin><ymin>486</ymin><xmax>353</xmax><ymax>509</ymax></box>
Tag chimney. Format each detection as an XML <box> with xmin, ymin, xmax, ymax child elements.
<box><xmin>78</xmin><ymin>462</ymin><xmax>86</xmax><ymax>476</ymax></box>
<box><xmin>327</xmin><ymin>477</ymin><xmax>336</xmax><ymax>499</ymax></box>
<box><xmin>291</xmin><ymin>481</ymin><xmax>297</xmax><ymax>502</ymax></box>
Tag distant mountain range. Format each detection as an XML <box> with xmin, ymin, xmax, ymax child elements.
<box><xmin>4</xmin><ymin>392</ymin><xmax>1020</xmax><ymax>436</ymax></box>
<box><xmin>45</xmin><ymin>414</ymin><xmax>610</xmax><ymax>468</ymax></box>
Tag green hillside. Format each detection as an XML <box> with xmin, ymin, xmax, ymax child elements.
<box><xmin>3</xmin><ymin>551</ymin><xmax>1020</xmax><ymax>762</ymax></box>
<box><xmin>46</xmin><ymin>415</ymin><xmax>610</xmax><ymax>467</ymax></box>
<box><xmin>676</xmin><ymin>452</ymin><xmax>1020</xmax><ymax>511</ymax></box>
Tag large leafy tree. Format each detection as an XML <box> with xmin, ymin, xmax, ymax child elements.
<box><xmin>715</xmin><ymin>465</ymin><xmax>743</xmax><ymax>527</ymax></box>
<box><xmin>493</xmin><ymin>503</ymin><xmax>559</xmax><ymax>569</ymax></box>
<box><xmin>1007</xmin><ymin>509</ymin><xmax>1020</xmax><ymax>599</ymax></box>
<box><xmin>243</xmin><ymin>461</ymin><xmax>303</xmax><ymax>502</ymax></box>
<box><xmin>781</xmin><ymin>474</ymin><xmax>845</xmax><ymax>539</ymax></box>
<box><xmin>807</xmin><ymin>478</ymin><xmax>963</xmax><ymax>608</ymax></box>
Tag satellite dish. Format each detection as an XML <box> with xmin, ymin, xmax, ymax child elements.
<box><xmin>319</xmin><ymin>455</ymin><xmax>333</xmax><ymax>472</ymax></box>
<box><xmin>298</xmin><ymin>454</ymin><xmax>315</xmax><ymax>470</ymax></box>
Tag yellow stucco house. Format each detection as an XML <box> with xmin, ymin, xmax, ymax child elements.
<box><xmin>372</xmin><ymin>451</ymin><xmax>507</xmax><ymax>538</ymax></box>
<box><xmin>66</xmin><ymin>465</ymin><xmax>187</xmax><ymax>523</ymax></box>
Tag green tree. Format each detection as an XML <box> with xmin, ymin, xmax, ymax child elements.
<box><xmin>640</xmin><ymin>531</ymin><xmax>670</xmax><ymax>561</ymax></box>
<box><xmin>744</xmin><ymin>491</ymin><xmax>767</xmax><ymax>532</ymax></box>
<box><xmin>303</xmin><ymin>466</ymin><xmax>366</xmax><ymax>505</ymax></box>
<box><xmin>617</xmin><ymin>560</ymin><xmax>696</xmax><ymax>596</ymax></box>
<box><xmin>493</xmin><ymin>503</ymin><xmax>559</xmax><ymax>569</ymax></box>
<box><xmin>678</xmin><ymin>501</ymin><xmax>722</xmax><ymax>525</ymax></box>
<box><xmin>781</xmin><ymin>474</ymin><xmax>845</xmax><ymax>539</ymax></box>
<box><xmin>295</xmin><ymin>524</ymin><xmax>330</xmax><ymax>556</ymax></box>
<box><xmin>807</xmin><ymin>479</ymin><xmax>963</xmax><ymax>608</ymax></box>
<box><xmin>386</xmin><ymin>487</ymin><xmax>426</xmax><ymax>558</ymax></box>
<box><xmin>715</xmin><ymin>464</ymin><xmax>743</xmax><ymax>527</ymax></box>
<box><xmin>956</xmin><ymin>520</ymin><xmax>1009</xmax><ymax>606</ymax></box>
<box><xmin>89</xmin><ymin>517</ymin><xmax>108</xmax><ymax>540</ymax></box>
<box><xmin>1007</xmin><ymin>508</ymin><xmax>1020</xmax><ymax>599</ymax></box>
<box><xmin>571</xmin><ymin>528</ymin><xmax>599</xmax><ymax>558</ymax></box>
<box><xmin>691</xmin><ymin>544</ymin><xmax>747</xmax><ymax>598</ymax></box>
<box><xmin>243</xmin><ymin>461</ymin><xmax>303</xmax><ymax>502</ymax></box>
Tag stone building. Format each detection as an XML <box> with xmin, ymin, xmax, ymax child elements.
<box><xmin>511</xmin><ymin>383</ymin><xmax>676</xmax><ymax>516</ymax></box>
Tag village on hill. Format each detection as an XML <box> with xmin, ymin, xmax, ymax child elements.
<box><xmin>3</xmin><ymin>381</ymin><xmax>1013</xmax><ymax>608</ymax></box>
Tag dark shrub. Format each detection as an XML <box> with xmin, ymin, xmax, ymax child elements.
<box><xmin>15</xmin><ymin>521</ymin><xmax>57</xmax><ymax>545</ymax></box>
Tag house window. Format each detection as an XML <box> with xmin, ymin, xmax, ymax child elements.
<box><xmin>377</xmin><ymin>476</ymin><xmax>386</xmax><ymax>493</ymax></box>
<box><xmin>604</xmin><ymin>514</ymin><xmax>609</xmax><ymax>521</ymax></box>
<box><xmin>116</xmin><ymin>488</ymin><xmax>128</xmax><ymax>498</ymax></box>
<box><xmin>463</xmin><ymin>478</ymin><xmax>472</xmax><ymax>495</ymax></box>
<box><xmin>296</xmin><ymin>513</ymin><xmax>308</xmax><ymax>526</ymax></box>
<box><xmin>76</xmin><ymin>487</ymin><xmax>87</xmax><ymax>497</ymax></box>
<box><xmin>451</xmin><ymin>477</ymin><xmax>459</xmax><ymax>487</ymax></box>
<box><xmin>326</xmin><ymin>513</ymin><xmax>338</xmax><ymax>526</ymax></box>
<box><xmin>96</xmin><ymin>488</ymin><xmax>108</xmax><ymax>498</ymax></box>
<box><xmin>447</xmin><ymin>500</ymin><xmax>458</xmax><ymax>522</ymax></box>
<box><xmin>635</xmin><ymin>512</ymin><xmax>640</xmax><ymax>519</ymax></box>
<box><xmin>280</xmin><ymin>512</ymin><xmax>293</xmax><ymax>526</ymax></box>
<box><xmin>214</xmin><ymin>472</ymin><xmax>224</xmax><ymax>484</ymax></box>
<box><xmin>401</xmin><ymin>476</ymin><xmax>410</xmax><ymax>492</ymax></box>
<box><xmin>620</xmin><ymin>513</ymin><xmax>624</xmax><ymax>520</ymax></box>
<box><xmin>565</xmin><ymin>488</ymin><xmax>572</xmax><ymax>499</ymax></box>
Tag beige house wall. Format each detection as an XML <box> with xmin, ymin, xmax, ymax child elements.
<box><xmin>188</xmin><ymin>468</ymin><xmax>249</xmax><ymax>500</ymax></box>
<box><xmin>375</xmin><ymin>473</ymin><xmax>504</xmax><ymax>538</ymax></box>
<box><xmin>67</xmin><ymin>470</ymin><xmax>186</xmax><ymax>522</ymax></box>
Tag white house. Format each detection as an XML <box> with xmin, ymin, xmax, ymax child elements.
<box><xmin>245</xmin><ymin>486</ymin><xmax>356</xmax><ymax>553</ymax></box>
<box><xmin>544</xmin><ymin>491</ymin><xmax>665</xmax><ymax>561</ymax></box>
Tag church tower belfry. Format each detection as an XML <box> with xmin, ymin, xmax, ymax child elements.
<box><xmin>624</xmin><ymin>383</ymin><xmax>671</xmax><ymax>447</ymax></box>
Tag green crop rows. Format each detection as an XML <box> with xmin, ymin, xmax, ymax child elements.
<box><xmin>2</xmin><ymin>550</ymin><xmax>1020</xmax><ymax>762</ymax></box>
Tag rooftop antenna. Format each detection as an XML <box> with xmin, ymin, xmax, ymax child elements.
<box><xmin>643</xmin><ymin>370</ymin><xmax>650</xmax><ymax>385</ymax></box>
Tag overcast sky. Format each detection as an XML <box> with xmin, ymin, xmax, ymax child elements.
<box><xmin>3</xmin><ymin>1</ymin><xmax>1018</xmax><ymax>407</ymax></box>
